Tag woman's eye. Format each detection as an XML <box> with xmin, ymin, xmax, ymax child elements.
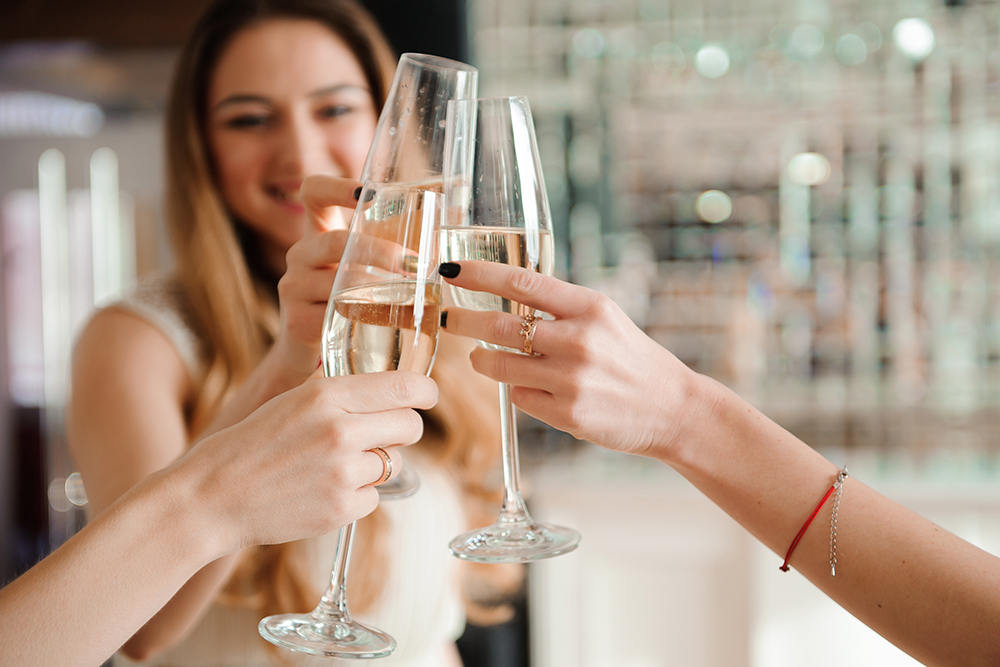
<box><xmin>319</xmin><ymin>105</ymin><xmax>352</xmax><ymax>119</ymax></box>
<box><xmin>226</xmin><ymin>114</ymin><xmax>270</xmax><ymax>129</ymax></box>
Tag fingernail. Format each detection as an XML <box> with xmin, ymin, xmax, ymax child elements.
<box><xmin>440</xmin><ymin>310</ymin><xmax>448</xmax><ymax>329</ymax></box>
<box><xmin>438</xmin><ymin>262</ymin><xmax>461</xmax><ymax>278</ymax></box>
<box><xmin>353</xmin><ymin>186</ymin><xmax>362</xmax><ymax>200</ymax></box>
<box><xmin>401</xmin><ymin>255</ymin><xmax>420</xmax><ymax>273</ymax></box>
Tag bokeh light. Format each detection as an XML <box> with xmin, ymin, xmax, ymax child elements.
<box><xmin>835</xmin><ymin>34</ymin><xmax>868</xmax><ymax>66</ymax></box>
<box><xmin>695</xmin><ymin>190</ymin><xmax>733</xmax><ymax>223</ymax></box>
<box><xmin>788</xmin><ymin>152</ymin><xmax>831</xmax><ymax>186</ymax></box>
<box><xmin>695</xmin><ymin>44</ymin><xmax>730</xmax><ymax>79</ymax></box>
<box><xmin>893</xmin><ymin>18</ymin><xmax>935</xmax><ymax>61</ymax></box>
<box><xmin>66</xmin><ymin>472</ymin><xmax>88</xmax><ymax>506</ymax></box>
<box><xmin>790</xmin><ymin>24</ymin><xmax>824</xmax><ymax>59</ymax></box>
<box><xmin>47</xmin><ymin>477</ymin><xmax>72</xmax><ymax>512</ymax></box>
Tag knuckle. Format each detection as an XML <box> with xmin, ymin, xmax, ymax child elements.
<box><xmin>490</xmin><ymin>351</ymin><xmax>511</xmax><ymax>380</ymax></box>
<box><xmin>385</xmin><ymin>373</ymin><xmax>415</xmax><ymax>405</ymax></box>
<box><xmin>509</xmin><ymin>268</ymin><xmax>544</xmax><ymax>299</ymax></box>
<box><xmin>561</xmin><ymin>401</ymin><xmax>586</xmax><ymax>434</ymax></box>
<box><xmin>322</xmin><ymin>417</ymin><xmax>348</xmax><ymax>448</ymax></box>
<box><xmin>489</xmin><ymin>313</ymin><xmax>513</xmax><ymax>344</ymax></box>
<box><xmin>562</xmin><ymin>332</ymin><xmax>589</xmax><ymax>361</ymax></box>
<box><xmin>400</xmin><ymin>409</ymin><xmax>424</xmax><ymax>443</ymax></box>
<box><xmin>587</xmin><ymin>293</ymin><xmax>620</xmax><ymax>324</ymax></box>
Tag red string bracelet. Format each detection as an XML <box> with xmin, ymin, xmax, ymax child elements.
<box><xmin>780</xmin><ymin>467</ymin><xmax>850</xmax><ymax>574</ymax></box>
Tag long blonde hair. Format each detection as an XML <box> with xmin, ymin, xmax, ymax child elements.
<box><xmin>164</xmin><ymin>0</ymin><xmax>500</xmax><ymax>621</ymax></box>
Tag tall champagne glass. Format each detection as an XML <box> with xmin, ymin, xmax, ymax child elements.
<box><xmin>441</xmin><ymin>96</ymin><xmax>581</xmax><ymax>562</ymax></box>
<box><xmin>367</xmin><ymin>53</ymin><xmax>476</xmax><ymax>499</ymax></box>
<box><xmin>259</xmin><ymin>185</ymin><xmax>442</xmax><ymax>657</ymax></box>
<box><xmin>258</xmin><ymin>52</ymin><xmax>476</xmax><ymax>658</ymax></box>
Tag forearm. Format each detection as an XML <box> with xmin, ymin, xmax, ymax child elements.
<box><xmin>119</xmin><ymin>552</ymin><xmax>241</xmax><ymax>659</ymax></box>
<box><xmin>668</xmin><ymin>374</ymin><xmax>1000</xmax><ymax>666</ymax></box>
<box><xmin>196</xmin><ymin>346</ymin><xmax>303</xmax><ymax>442</ymax></box>
<box><xmin>123</xmin><ymin>351</ymin><xmax>299</xmax><ymax>657</ymax></box>
<box><xmin>0</xmin><ymin>472</ymin><xmax>219</xmax><ymax>667</ymax></box>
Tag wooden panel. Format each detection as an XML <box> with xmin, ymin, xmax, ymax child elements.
<box><xmin>0</xmin><ymin>0</ymin><xmax>212</xmax><ymax>47</ymax></box>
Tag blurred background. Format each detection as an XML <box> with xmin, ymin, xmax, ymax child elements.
<box><xmin>3</xmin><ymin>0</ymin><xmax>1000</xmax><ymax>665</ymax></box>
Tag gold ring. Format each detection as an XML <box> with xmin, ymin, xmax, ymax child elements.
<box><xmin>370</xmin><ymin>447</ymin><xmax>392</xmax><ymax>486</ymax></box>
<box><xmin>519</xmin><ymin>313</ymin><xmax>539</xmax><ymax>355</ymax></box>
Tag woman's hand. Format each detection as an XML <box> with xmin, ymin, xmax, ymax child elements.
<box><xmin>439</xmin><ymin>261</ymin><xmax>702</xmax><ymax>462</ymax></box>
<box><xmin>176</xmin><ymin>369</ymin><xmax>438</xmax><ymax>554</ymax></box>
<box><xmin>273</xmin><ymin>175</ymin><xmax>360</xmax><ymax>382</ymax></box>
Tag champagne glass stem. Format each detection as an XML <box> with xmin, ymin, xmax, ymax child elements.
<box><xmin>314</xmin><ymin>522</ymin><xmax>355</xmax><ymax>622</ymax></box>
<box><xmin>498</xmin><ymin>383</ymin><xmax>530</xmax><ymax>521</ymax></box>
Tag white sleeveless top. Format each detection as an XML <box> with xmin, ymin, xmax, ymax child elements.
<box><xmin>111</xmin><ymin>276</ymin><xmax>466</xmax><ymax>667</ymax></box>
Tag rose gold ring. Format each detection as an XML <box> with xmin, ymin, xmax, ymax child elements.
<box><xmin>519</xmin><ymin>313</ymin><xmax>540</xmax><ymax>355</ymax></box>
<box><xmin>370</xmin><ymin>447</ymin><xmax>392</xmax><ymax>486</ymax></box>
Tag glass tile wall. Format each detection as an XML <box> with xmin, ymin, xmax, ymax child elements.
<box><xmin>471</xmin><ymin>0</ymin><xmax>1000</xmax><ymax>455</ymax></box>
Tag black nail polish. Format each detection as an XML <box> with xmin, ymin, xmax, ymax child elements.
<box><xmin>440</xmin><ymin>310</ymin><xmax>448</xmax><ymax>329</ymax></box>
<box><xmin>353</xmin><ymin>186</ymin><xmax>362</xmax><ymax>200</ymax></box>
<box><xmin>438</xmin><ymin>262</ymin><xmax>461</xmax><ymax>278</ymax></box>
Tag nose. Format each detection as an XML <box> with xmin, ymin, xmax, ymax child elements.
<box><xmin>274</xmin><ymin>108</ymin><xmax>338</xmax><ymax>177</ymax></box>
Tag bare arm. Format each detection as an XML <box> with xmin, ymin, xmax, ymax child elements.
<box><xmin>4</xmin><ymin>371</ymin><xmax>435</xmax><ymax>667</ymax></box>
<box><xmin>439</xmin><ymin>260</ymin><xmax>1000</xmax><ymax>667</ymax></box>
<box><xmin>67</xmin><ymin>177</ymin><xmax>362</xmax><ymax>659</ymax></box>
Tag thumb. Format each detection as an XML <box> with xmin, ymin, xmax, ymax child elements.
<box><xmin>301</xmin><ymin>174</ymin><xmax>362</xmax><ymax>234</ymax></box>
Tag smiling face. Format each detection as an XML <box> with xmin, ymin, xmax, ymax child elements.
<box><xmin>206</xmin><ymin>18</ymin><xmax>378</xmax><ymax>273</ymax></box>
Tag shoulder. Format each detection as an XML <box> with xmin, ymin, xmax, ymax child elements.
<box><xmin>86</xmin><ymin>274</ymin><xmax>206</xmax><ymax>385</ymax></box>
<box><xmin>73</xmin><ymin>303</ymin><xmax>192</xmax><ymax>403</ymax></box>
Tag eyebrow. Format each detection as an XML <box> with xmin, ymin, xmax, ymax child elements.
<box><xmin>212</xmin><ymin>84</ymin><xmax>370</xmax><ymax>112</ymax></box>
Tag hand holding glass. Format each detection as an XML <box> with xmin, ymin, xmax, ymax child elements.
<box><xmin>258</xmin><ymin>185</ymin><xmax>442</xmax><ymax>657</ymax></box>
<box><xmin>442</xmin><ymin>96</ymin><xmax>581</xmax><ymax>562</ymax></box>
<box><xmin>258</xmin><ymin>52</ymin><xmax>476</xmax><ymax>658</ymax></box>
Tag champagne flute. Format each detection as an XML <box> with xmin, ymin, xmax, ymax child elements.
<box><xmin>258</xmin><ymin>52</ymin><xmax>476</xmax><ymax>658</ymax></box>
<box><xmin>368</xmin><ymin>53</ymin><xmax>476</xmax><ymax>500</ymax></box>
<box><xmin>441</xmin><ymin>96</ymin><xmax>581</xmax><ymax>562</ymax></box>
<box><xmin>259</xmin><ymin>185</ymin><xmax>442</xmax><ymax>657</ymax></box>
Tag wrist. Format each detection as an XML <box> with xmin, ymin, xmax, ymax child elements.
<box><xmin>268</xmin><ymin>337</ymin><xmax>318</xmax><ymax>388</ymax></box>
<box><xmin>128</xmin><ymin>464</ymin><xmax>226</xmax><ymax>569</ymax></box>
<box><xmin>659</xmin><ymin>370</ymin><xmax>730</xmax><ymax>471</ymax></box>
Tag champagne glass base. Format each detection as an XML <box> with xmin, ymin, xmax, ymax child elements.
<box><xmin>449</xmin><ymin>520</ymin><xmax>581</xmax><ymax>563</ymax></box>
<box><xmin>258</xmin><ymin>613</ymin><xmax>395</xmax><ymax>659</ymax></box>
<box><xmin>376</xmin><ymin>466</ymin><xmax>420</xmax><ymax>500</ymax></box>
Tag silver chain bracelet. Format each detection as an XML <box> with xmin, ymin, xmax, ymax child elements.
<box><xmin>829</xmin><ymin>467</ymin><xmax>850</xmax><ymax>577</ymax></box>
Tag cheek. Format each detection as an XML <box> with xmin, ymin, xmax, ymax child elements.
<box><xmin>210</xmin><ymin>134</ymin><xmax>265</xmax><ymax>201</ymax></box>
<box><xmin>328</xmin><ymin>116</ymin><xmax>378</xmax><ymax>179</ymax></box>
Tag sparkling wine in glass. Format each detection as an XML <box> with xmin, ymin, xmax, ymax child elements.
<box><xmin>441</xmin><ymin>96</ymin><xmax>581</xmax><ymax>563</ymax></box>
<box><xmin>259</xmin><ymin>185</ymin><xmax>442</xmax><ymax>658</ymax></box>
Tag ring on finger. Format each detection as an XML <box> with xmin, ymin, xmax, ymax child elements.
<box><xmin>370</xmin><ymin>447</ymin><xmax>392</xmax><ymax>486</ymax></box>
<box><xmin>520</xmin><ymin>313</ymin><xmax>540</xmax><ymax>355</ymax></box>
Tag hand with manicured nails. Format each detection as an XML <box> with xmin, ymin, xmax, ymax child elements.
<box><xmin>438</xmin><ymin>260</ymin><xmax>1000</xmax><ymax>667</ymax></box>
<box><xmin>438</xmin><ymin>261</ymin><xmax>700</xmax><ymax>462</ymax></box>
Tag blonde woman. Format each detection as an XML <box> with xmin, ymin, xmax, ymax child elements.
<box><xmin>68</xmin><ymin>1</ymin><xmax>499</xmax><ymax>665</ymax></box>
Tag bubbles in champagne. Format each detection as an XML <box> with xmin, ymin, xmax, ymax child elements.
<box><xmin>439</xmin><ymin>226</ymin><xmax>553</xmax><ymax>316</ymax></box>
<box><xmin>323</xmin><ymin>280</ymin><xmax>441</xmax><ymax>377</ymax></box>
